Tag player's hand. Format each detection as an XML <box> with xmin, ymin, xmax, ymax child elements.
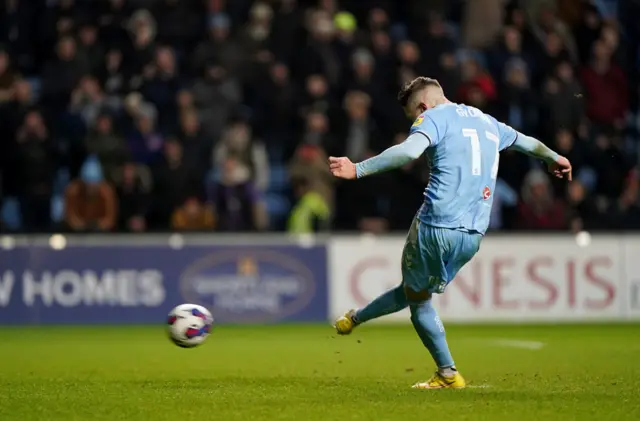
<box><xmin>548</xmin><ymin>155</ymin><xmax>572</xmax><ymax>180</ymax></box>
<box><xmin>329</xmin><ymin>156</ymin><xmax>357</xmax><ymax>180</ymax></box>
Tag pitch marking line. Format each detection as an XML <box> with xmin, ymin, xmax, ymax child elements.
<box><xmin>491</xmin><ymin>339</ymin><xmax>545</xmax><ymax>350</ymax></box>
<box><xmin>467</xmin><ymin>384</ymin><xmax>492</xmax><ymax>389</ymax></box>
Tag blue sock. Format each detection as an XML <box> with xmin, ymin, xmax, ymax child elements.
<box><xmin>410</xmin><ymin>300</ymin><xmax>455</xmax><ymax>368</ymax></box>
<box><xmin>355</xmin><ymin>285</ymin><xmax>408</xmax><ymax>323</ymax></box>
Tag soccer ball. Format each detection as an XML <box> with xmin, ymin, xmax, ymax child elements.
<box><xmin>167</xmin><ymin>304</ymin><xmax>214</xmax><ymax>348</ymax></box>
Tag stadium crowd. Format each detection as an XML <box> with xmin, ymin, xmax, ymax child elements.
<box><xmin>0</xmin><ymin>0</ymin><xmax>638</xmax><ymax>233</ymax></box>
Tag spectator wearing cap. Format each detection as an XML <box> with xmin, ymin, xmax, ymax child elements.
<box><xmin>64</xmin><ymin>156</ymin><xmax>118</xmax><ymax>232</ymax></box>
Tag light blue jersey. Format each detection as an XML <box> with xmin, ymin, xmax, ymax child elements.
<box><xmin>409</xmin><ymin>103</ymin><xmax>517</xmax><ymax>235</ymax></box>
<box><xmin>353</xmin><ymin>100</ymin><xmax>558</xmax><ymax>293</ymax></box>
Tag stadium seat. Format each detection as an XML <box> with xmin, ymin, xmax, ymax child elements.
<box><xmin>263</xmin><ymin>193</ymin><xmax>290</xmax><ymax>229</ymax></box>
<box><xmin>53</xmin><ymin>168</ymin><xmax>70</xmax><ymax>196</ymax></box>
<box><xmin>268</xmin><ymin>165</ymin><xmax>289</xmax><ymax>193</ymax></box>
<box><xmin>1</xmin><ymin>197</ymin><xmax>22</xmax><ymax>230</ymax></box>
<box><xmin>51</xmin><ymin>195</ymin><xmax>65</xmax><ymax>223</ymax></box>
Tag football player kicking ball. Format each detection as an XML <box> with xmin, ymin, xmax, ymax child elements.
<box><xmin>329</xmin><ymin>77</ymin><xmax>571</xmax><ymax>389</ymax></box>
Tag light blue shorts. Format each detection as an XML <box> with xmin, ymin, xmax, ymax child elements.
<box><xmin>401</xmin><ymin>219</ymin><xmax>482</xmax><ymax>294</ymax></box>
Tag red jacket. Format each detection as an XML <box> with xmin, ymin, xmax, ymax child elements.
<box><xmin>581</xmin><ymin>64</ymin><xmax>628</xmax><ymax>124</ymax></box>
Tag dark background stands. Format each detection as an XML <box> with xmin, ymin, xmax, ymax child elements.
<box><xmin>0</xmin><ymin>0</ymin><xmax>638</xmax><ymax>234</ymax></box>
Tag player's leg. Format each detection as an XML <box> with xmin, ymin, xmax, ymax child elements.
<box><xmin>335</xmin><ymin>284</ymin><xmax>407</xmax><ymax>334</ymax></box>
<box><xmin>408</xmin><ymin>227</ymin><xmax>480</xmax><ymax>389</ymax></box>
<box><xmin>334</xmin><ymin>220</ymin><xmax>419</xmax><ymax>334</ymax></box>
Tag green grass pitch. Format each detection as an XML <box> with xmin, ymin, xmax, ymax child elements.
<box><xmin>1</xmin><ymin>324</ymin><xmax>639</xmax><ymax>421</ymax></box>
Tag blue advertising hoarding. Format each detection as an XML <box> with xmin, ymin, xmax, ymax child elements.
<box><xmin>0</xmin><ymin>244</ymin><xmax>328</xmax><ymax>324</ymax></box>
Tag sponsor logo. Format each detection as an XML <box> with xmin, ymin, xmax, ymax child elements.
<box><xmin>412</xmin><ymin>116</ymin><xmax>424</xmax><ymax>127</ymax></box>
<box><xmin>483</xmin><ymin>186</ymin><xmax>491</xmax><ymax>200</ymax></box>
<box><xmin>179</xmin><ymin>249</ymin><xmax>316</xmax><ymax>323</ymax></box>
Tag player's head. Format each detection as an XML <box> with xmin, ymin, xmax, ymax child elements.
<box><xmin>397</xmin><ymin>77</ymin><xmax>445</xmax><ymax>120</ymax></box>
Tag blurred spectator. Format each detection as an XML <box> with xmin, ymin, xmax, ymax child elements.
<box><xmin>457</xmin><ymin>56</ymin><xmax>497</xmax><ymax>109</ymax></box>
<box><xmin>208</xmin><ymin>154</ymin><xmax>267</xmax><ymax>232</ymax></box>
<box><xmin>397</xmin><ymin>41</ymin><xmax>423</xmax><ymax>85</ymax></box>
<box><xmin>41</xmin><ymin>36</ymin><xmax>86</xmax><ymax>109</ymax></box>
<box><xmin>462</xmin><ymin>0</ymin><xmax>505</xmax><ymax>49</ymax></box>
<box><xmin>126</xmin><ymin>9</ymin><xmax>157</xmax><ymax>80</ymax></box>
<box><xmin>542</xmin><ymin>60</ymin><xmax>584</xmax><ymax>135</ymax></box>
<box><xmin>214</xmin><ymin>120</ymin><xmax>269</xmax><ymax>191</ymax></box>
<box><xmin>297</xmin><ymin>10</ymin><xmax>341</xmax><ymax>87</ymax></box>
<box><xmin>299</xmin><ymin>110</ymin><xmax>336</xmax><ymax>157</ymax></box>
<box><xmin>192</xmin><ymin>62</ymin><xmax>243</xmax><ymax>141</ymax></box>
<box><xmin>171</xmin><ymin>196</ymin><xmax>215</xmax><ymax>231</ymax></box>
<box><xmin>151</xmin><ymin>139</ymin><xmax>202</xmax><ymax>227</ymax></box>
<box><xmin>70</xmin><ymin>75</ymin><xmax>119</xmax><ymax>129</ymax></box>
<box><xmin>140</xmin><ymin>46</ymin><xmax>181</xmax><ymax>131</ymax></box>
<box><xmin>606</xmin><ymin>176</ymin><xmax>640</xmax><ymax>230</ymax></box>
<box><xmin>489</xmin><ymin>26</ymin><xmax>533</xmax><ymax>84</ymax></box>
<box><xmin>15</xmin><ymin>110</ymin><xmax>57</xmax><ymax>231</ymax></box>
<box><xmin>289</xmin><ymin>144</ymin><xmax>334</xmax><ymax>205</ymax></box>
<box><xmin>64</xmin><ymin>156</ymin><xmax>117</xmax><ymax>232</ymax></box>
<box><xmin>567</xmin><ymin>180</ymin><xmax>601</xmax><ymax>232</ymax></box>
<box><xmin>126</xmin><ymin>103</ymin><xmax>163</xmax><ymax>165</ymax></box>
<box><xmin>192</xmin><ymin>14</ymin><xmax>245</xmax><ymax>78</ymax></box>
<box><xmin>84</xmin><ymin>113</ymin><xmax>128</xmax><ymax>181</ymax></box>
<box><xmin>338</xmin><ymin>90</ymin><xmax>382</xmax><ymax>160</ymax></box>
<box><xmin>254</xmin><ymin>62</ymin><xmax>296</xmax><ymax>151</ymax></box>
<box><xmin>517</xmin><ymin>169</ymin><xmax>567</xmax><ymax>230</ymax></box>
<box><xmin>77</xmin><ymin>22</ymin><xmax>104</xmax><ymax>75</ymax></box>
<box><xmin>495</xmin><ymin>58</ymin><xmax>537</xmax><ymax>133</ymax></box>
<box><xmin>100</xmin><ymin>49</ymin><xmax>129</xmax><ymax>100</ymax></box>
<box><xmin>591</xmin><ymin>132</ymin><xmax>633</xmax><ymax>200</ymax></box>
<box><xmin>0</xmin><ymin>50</ymin><xmax>17</xmax><ymax>104</ymax></box>
<box><xmin>112</xmin><ymin>162</ymin><xmax>152</xmax><ymax>232</ymax></box>
<box><xmin>177</xmin><ymin>108</ymin><xmax>209</xmax><ymax>171</ymax></box>
<box><xmin>581</xmin><ymin>39</ymin><xmax>628</xmax><ymax>130</ymax></box>
<box><xmin>287</xmin><ymin>176</ymin><xmax>331</xmax><ymax>234</ymax></box>
<box><xmin>539</xmin><ymin>31</ymin><xmax>574</xmax><ymax>82</ymax></box>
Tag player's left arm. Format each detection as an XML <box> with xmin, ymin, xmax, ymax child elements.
<box><xmin>495</xmin><ymin>119</ymin><xmax>572</xmax><ymax>180</ymax></box>
<box><xmin>329</xmin><ymin>115</ymin><xmax>437</xmax><ymax>179</ymax></box>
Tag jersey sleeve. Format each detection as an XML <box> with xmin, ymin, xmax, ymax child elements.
<box><xmin>494</xmin><ymin>119</ymin><xmax>518</xmax><ymax>151</ymax></box>
<box><xmin>409</xmin><ymin>113</ymin><xmax>441</xmax><ymax>147</ymax></box>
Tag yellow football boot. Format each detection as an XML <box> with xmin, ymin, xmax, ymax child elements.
<box><xmin>412</xmin><ymin>371</ymin><xmax>466</xmax><ymax>389</ymax></box>
<box><xmin>334</xmin><ymin>310</ymin><xmax>359</xmax><ymax>335</ymax></box>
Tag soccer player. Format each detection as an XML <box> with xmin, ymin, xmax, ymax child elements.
<box><xmin>329</xmin><ymin>77</ymin><xmax>571</xmax><ymax>389</ymax></box>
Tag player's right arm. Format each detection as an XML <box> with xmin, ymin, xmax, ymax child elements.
<box><xmin>495</xmin><ymin>120</ymin><xmax>572</xmax><ymax>180</ymax></box>
<box><xmin>329</xmin><ymin>113</ymin><xmax>437</xmax><ymax>180</ymax></box>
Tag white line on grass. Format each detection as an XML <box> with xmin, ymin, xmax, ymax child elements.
<box><xmin>467</xmin><ymin>384</ymin><xmax>492</xmax><ymax>389</ymax></box>
<box><xmin>490</xmin><ymin>339</ymin><xmax>545</xmax><ymax>350</ymax></box>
